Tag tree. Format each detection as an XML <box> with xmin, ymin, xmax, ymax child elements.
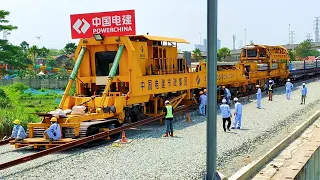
<box><xmin>295</xmin><ymin>39</ymin><xmax>313</xmax><ymax>60</ymax></box>
<box><xmin>28</xmin><ymin>45</ymin><xmax>39</xmax><ymax>61</ymax></box>
<box><xmin>45</xmin><ymin>57</ymin><xmax>58</xmax><ymax>68</ymax></box>
<box><xmin>250</xmin><ymin>41</ymin><xmax>254</xmax><ymax>45</ymax></box>
<box><xmin>217</xmin><ymin>47</ymin><xmax>231</xmax><ymax>61</ymax></box>
<box><xmin>192</xmin><ymin>48</ymin><xmax>202</xmax><ymax>62</ymax></box>
<box><xmin>0</xmin><ymin>10</ymin><xmax>17</xmax><ymax>31</ymax></box>
<box><xmin>37</xmin><ymin>47</ymin><xmax>49</xmax><ymax>59</ymax></box>
<box><xmin>20</xmin><ymin>41</ymin><xmax>29</xmax><ymax>52</ymax></box>
<box><xmin>288</xmin><ymin>50</ymin><xmax>296</xmax><ymax>61</ymax></box>
<box><xmin>64</xmin><ymin>43</ymin><xmax>77</xmax><ymax>55</ymax></box>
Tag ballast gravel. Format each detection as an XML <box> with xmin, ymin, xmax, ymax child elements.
<box><xmin>1</xmin><ymin>79</ymin><xmax>320</xmax><ymax>179</ymax></box>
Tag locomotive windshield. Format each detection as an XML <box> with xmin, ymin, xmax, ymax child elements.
<box><xmin>95</xmin><ymin>51</ymin><xmax>119</xmax><ymax>76</ymax></box>
<box><xmin>242</xmin><ymin>49</ymin><xmax>257</xmax><ymax>58</ymax></box>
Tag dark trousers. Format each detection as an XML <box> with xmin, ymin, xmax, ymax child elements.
<box><xmin>268</xmin><ymin>90</ymin><xmax>273</xmax><ymax>101</ymax></box>
<box><xmin>165</xmin><ymin>118</ymin><xmax>173</xmax><ymax>133</ymax></box>
<box><xmin>301</xmin><ymin>95</ymin><xmax>306</xmax><ymax>104</ymax></box>
<box><xmin>222</xmin><ymin>117</ymin><xmax>231</xmax><ymax>132</ymax></box>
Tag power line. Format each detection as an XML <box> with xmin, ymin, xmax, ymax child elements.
<box><xmin>305</xmin><ymin>33</ymin><xmax>312</xmax><ymax>41</ymax></box>
<box><xmin>289</xmin><ymin>31</ymin><xmax>295</xmax><ymax>44</ymax></box>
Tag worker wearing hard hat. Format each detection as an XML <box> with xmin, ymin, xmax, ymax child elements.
<box><xmin>285</xmin><ymin>79</ymin><xmax>293</xmax><ymax>100</ymax></box>
<box><xmin>256</xmin><ymin>85</ymin><xmax>262</xmax><ymax>109</ymax></box>
<box><xmin>231</xmin><ymin>97</ymin><xmax>242</xmax><ymax>129</ymax></box>
<box><xmin>267</xmin><ymin>78</ymin><xmax>275</xmax><ymax>101</ymax></box>
<box><xmin>301</xmin><ymin>83</ymin><xmax>307</xmax><ymax>105</ymax></box>
<box><xmin>163</xmin><ymin>100</ymin><xmax>174</xmax><ymax>137</ymax></box>
<box><xmin>222</xmin><ymin>86</ymin><xmax>231</xmax><ymax>105</ymax></box>
<box><xmin>10</xmin><ymin>119</ymin><xmax>27</xmax><ymax>141</ymax></box>
<box><xmin>43</xmin><ymin>117</ymin><xmax>61</xmax><ymax>141</ymax></box>
<box><xmin>220</xmin><ymin>99</ymin><xmax>232</xmax><ymax>132</ymax></box>
<box><xmin>199</xmin><ymin>91</ymin><xmax>207</xmax><ymax>116</ymax></box>
<box><xmin>203</xmin><ymin>89</ymin><xmax>207</xmax><ymax>114</ymax></box>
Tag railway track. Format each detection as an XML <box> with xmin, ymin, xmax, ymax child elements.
<box><xmin>0</xmin><ymin>104</ymin><xmax>196</xmax><ymax>171</ymax></box>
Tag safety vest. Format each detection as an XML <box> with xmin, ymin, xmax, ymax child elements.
<box><xmin>165</xmin><ymin>105</ymin><xmax>174</xmax><ymax>118</ymax></box>
<box><xmin>268</xmin><ymin>84</ymin><xmax>273</xmax><ymax>91</ymax></box>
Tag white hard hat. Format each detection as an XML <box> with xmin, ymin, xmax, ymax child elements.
<box><xmin>287</xmin><ymin>79</ymin><xmax>290</xmax><ymax>81</ymax></box>
<box><xmin>222</xmin><ymin>99</ymin><xmax>227</xmax><ymax>103</ymax></box>
<box><xmin>256</xmin><ymin>84</ymin><xmax>260</xmax><ymax>87</ymax></box>
<box><xmin>165</xmin><ymin>100</ymin><xmax>170</xmax><ymax>104</ymax></box>
<box><xmin>269</xmin><ymin>80</ymin><xmax>272</xmax><ymax>83</ymax></box>
<box><xmin>302</xmin><ymin>83</ymin><xmax>306</xmax><ymax>85</ymax></box>
<box><xmin>233</xmin><ymin>97</ymin><xmax>238</xmax><ymax>101</ymax></box>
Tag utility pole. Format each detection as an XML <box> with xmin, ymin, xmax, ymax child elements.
<box><xmin>314</xmin><ymin>17</ymin><xmax>320</xmax><ymax>42</ymax></box>
<box><xmin>244</xmin><ymin>29</ymin><xmax>247</xmax><ymax>46</ymax></box>
<box><xmin>289</xmin><ymin>31</ymin><xmax>295</xmax><ymax>44</ymax></box>
<box><xmin>288</xmin><ymin>24</ymin><xmax>291</xmax><ymax>44</ymax></box>
<box><xmin>233</xmin><ymin>35</ymin><xmax>236</xmax><ymax>50</ymax></box>
<box><xmin>305</xmin><ymin>33</ymin><xmax>312</xmax><ymax>41</ymax></box>
<box><xmin>206</xmin><ymin>0</ymin><xmax>218</xmax><ymax>179</ymax></box>
<box><xmin>239</xmin><ymin>40</ymin><xmax>243</xmax><ymax>49</ymax></box>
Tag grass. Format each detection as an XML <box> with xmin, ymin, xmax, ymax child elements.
<box><xmin>0</xmin><ymin>83</ymin><xmax>63</xmax><ymax>138</ymax></box>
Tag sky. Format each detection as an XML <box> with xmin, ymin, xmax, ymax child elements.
<box><xmin>1</xmin><ymin>0</ymin><xmax>320</xmax><ymax>51</ymax></box>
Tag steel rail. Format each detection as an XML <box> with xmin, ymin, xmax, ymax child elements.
<box><xmin>0</xmin><ymin>104</ymin><xmax>195</xmax><ymax>171</ymax></box>
<box><xmin>0</xmin><ymin>138</ymin><xmax>13</xmax><ymax>146</ymax></box>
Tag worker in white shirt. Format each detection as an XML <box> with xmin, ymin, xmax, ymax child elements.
<box><xmin>219</xmin><ymin>99</ymin><xmax>232</xmax><ymax>132</ymax></box>
<box><xmin>231</xmin><ymin>97</ymin><xmax>242</xmax><ymax>129</ymax></box>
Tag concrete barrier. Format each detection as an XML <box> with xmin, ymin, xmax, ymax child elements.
<box><xmin>229</xmin><ymin>110</ymin><xmax>320</xmax><ymax>180</ymax></box>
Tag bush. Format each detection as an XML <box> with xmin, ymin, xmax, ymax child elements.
<box><xmin>10</xmin><ymin>82</ymin><xmax>29</xmax><ymax>92</ymax></box>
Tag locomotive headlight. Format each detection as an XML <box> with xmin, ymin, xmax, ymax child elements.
<box><xmin>93</xmin><ymin>34</ymin><xmax>104</xmax><ymax>41</ymax></box>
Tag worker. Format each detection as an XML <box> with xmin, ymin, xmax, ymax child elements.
<box><xmin>222</xmin><ymin>86</ymin><xmax>231</xmax><ymax>104</ymax></box>
<box><xmin>199</xmin><ymin>91</ymin><xmax>207</xmax><ymax>116</ymax></box>
<box><xmin>301</xmin><ymin>83</ymin><xmax>307</xmax><ymax>105</ymax></box>
<box><xmin>203</xmin><ymin>89</ymin><xmax>208</xmax><ymax>114</ymax></box>
<box><xmin>267</xmin><ymin>78</ymin><xmax>274</xmax><ymax>101</ymax></box>
<box><xmin>163</xmin><ymin>100</ymin><xmax>174</xmax><ymax>137</ymax></box>
<box><xmin>231</xmin><ymin>97</ymin><xmax>242</xmax><ymax>129</ymax></box>
<box><xmin>285</xmin><ymin>79</ymin><xmax>293</xmax><ymax>100</ymax></box>
<box><xmin>256</xmin><ymin>85</ymin><xmax>262</xmax><ymax>109</ymax></box>
<box><xmin>43</xmin><ymin>117</ymin><xmax>61</xmax><ymax>141</ymax></box>
<box><xmin>10</xmin><ymin>119</ymin><xmax>27</xmax><ymax>141</ymax></box>
<box><xmin>220</xmin><ymin>99</ymin><xmax>232</xmax><ymax>132</ymax></box>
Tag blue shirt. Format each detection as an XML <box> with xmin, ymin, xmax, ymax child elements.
<box><xmin>256</xmin><ymin>88</ymin><xmax>262</xmax><ymax>99</ymax></box>
<box><xmin>45</xmin><ymin>123</ymin><xmax>61</xmax><ymax>140</ymax></box>
<box><xmin>224</xmin><ymin>88</ymin><xmax>231</xmax><ymax>98</ymax></box>
<box><xmin>11</xmin><ymin>125</ymin><xmax>27</xmax><ymax>139</ymax></box>
<box><xmin>200</xmin><ymin>94</ymin><xmax>207</xmax><ymax>105</ymax></box>
<box><xmin>220</xmin><ymin>104</ymin><xmax>231</xmax><ymax>118</ymax></box>
<box><xmin>285</xmin><ymin>82</ymin><xmax>293</xmax><ymax>90</ymax></box>
<box><xmin>234</xmin><ymin>102</ymin><xmax>242</xmax><ymax>115</ymax></box>
<box><xmin>301</xmin><ymin>86</ymin><xmax>307</xmax><ymax>95</ymax></box>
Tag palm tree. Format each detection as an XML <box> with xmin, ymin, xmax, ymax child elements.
<box><xmin>28</xmin><ymin>45</ymin><xmax>39</xmax><ymax>62</ymax></box>
<box><xmin>192</xmin><ymin>48</ymin><xmax>202</xmax><ymax>62</ymax></box>
<box><xmin>20</xmin><ymin>41</ymin><xmax>29</xmax><ymax>52</ymax></box>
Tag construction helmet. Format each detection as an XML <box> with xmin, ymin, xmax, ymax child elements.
<box><xmin>165</xmin><ymin>100</ymin><xmax>170</xmax><ymax>104</ymax></box>
<box><xmin>96</xmin><ymin>108</ymin><xmax>102</xmax><ymax>113</ymax></box>
<box><xmin>50</xmin><ymin>117</ymin><xmax>58</xmax><ymax>122</ymax></box>
<box><xmin>222</xmin><ymin>86</ymin><xmax>226</xmax><ymax>89</ymax></box>
<box><xmin>203</xmin><ymin>89</ymin><xmax>207</xmax><ymax>93</ymax></box>
<box><xmin>13</xmin><ymin>119</ymin><xmax>20</xmax><ymax>125</ymax></box>
<box><xmin>256</xmin><ymin>85</ymin><xmax>260</xmax><ymax>88</ymax></box>
<box><xmin>233</xmin><ymin>97</ymin><xmax>238</xmax><ymax>102</ymax></box>
<box><xmin>222</xmin><ymin>99</ymin><xmax>227</xmax><ymax>103</ymax></box>
<box><xmin>302</xmin><ymin>83</ymin><xmax>306</xmax><ymax>86</ymax></box>
<box><xmin>287</xmin><ymin>79</ymin><xmax>290</xmax><ymax>82</ymax></box>
<box><xmin>199</xmin><ymin>91</ymin><xmax>203</xmax><ymax>95</ymax></box>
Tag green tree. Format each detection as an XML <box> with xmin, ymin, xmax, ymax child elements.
<box><xmin>64</xmin><ymin>43</ymin><xmax>77</xmax><ymax>54</ymax></box>
<box><xmin>28</xmin><ymin>45</ymin><xmax>39</xmax><ymax>62</ymax></box>
<box><xmin>20</xmin><ymin>41</ymin><xmax>29</xmax><ymax>52</ymax></box>
<box><xmin>250</xmin><ymin>41</ymin><xmax>254</xmax><ymax>45</ymax></box>
<box><xmin>45</xmin><ymin>57</ymin><xmax>58</xmax><ymax>68</ymax></box>
<box><xmin>217</xmin><ymin>47</ymin><xmax>231</xmax><ymax>61</ymax></box>
<box><xmin>37</xmin><ymin>47</ymin><xmax>49</xmax><ymax>59</ymax></box>
<box><xmin>288</xmin><ymin>50</ymin><xmax>296</xmax><ymax>61</ymax></box>
<box><xmin>295</xmin><ymin>39</ymin><xmax>313</xmax><ymax>60</ymax></box>
<box><xmin>192</xmin><ymin>48</ymin><xmax>202</xmax><ymax>62</ymax></box>
<box><xmin>0</xmin><ymin>10</ymin><xmax>17</xmax><ymax>31</ymax></box>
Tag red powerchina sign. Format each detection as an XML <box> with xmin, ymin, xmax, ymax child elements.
<box><xmin>70</xmin><ymin>9</ymin><xmax>136</xmax><ymax>39</ymax></box>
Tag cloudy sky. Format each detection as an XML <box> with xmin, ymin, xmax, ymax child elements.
<box><xmin>1</xmin><ymin>0</ymin><xmax>320</xmax><ymax>51</ymax></box>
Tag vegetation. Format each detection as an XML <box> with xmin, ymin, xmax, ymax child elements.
<box><xmin>192</xmin><ymin>48</ymin><xmax>202</xmax><ymax>62</ymax></box>
<box><xmin>294</xmin><ymin>39</ymin><xmax>320</xmax><ymax>60</ymax></box>
<box><xmin>0</xmin><ymin>83</ymin><xmax>62</xmax><ymax>138</ymax></box>
<box><xmin>217</xmin><ymin>47</ymin><xmax>231</xmax><ymax>61</ymax></box>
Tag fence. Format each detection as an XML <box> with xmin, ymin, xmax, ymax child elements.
<box><xmin>0</xmin><ymin>78</ymin><xmax>68</xmax><ymax>89</ymax></box>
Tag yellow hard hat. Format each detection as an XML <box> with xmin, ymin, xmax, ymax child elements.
<box><xmin>203</xmin><ymin>89</ymin><xmax>207</xmax><ymax>92</ymax></box>
<box><xmin>200</xmin><ymin>91</ymin><xmax>203</xmax><ymax>94</ymax></box>
<box><xmin>222</xmin><ymin>86</ymin><xmax>226</xmax><ymax>88</ymax></box>
<box><xmin>96</xmin><ymin>108</ymin><xmax>102</xmax><ymax>113</ymax></box>
<box><xmin>50</xmin><ymin>117</ymin><xmax>58</xmax><ymax>122</ymax></box>
<box><xmin>13</xmin><ymin>119</ymin><xmax>20</xmax><ymax>125</ymax></box>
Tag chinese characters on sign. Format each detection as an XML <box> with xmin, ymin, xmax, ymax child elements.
<box><xmin>173</xmin><ymin>78</ymin><xmax>177</xmax><ymax>86</ymax></box>
<box><xmin>161</xmin><ymin>79</ymin><xmax>165</xmax><ymax>88</ymax></box>
<box><xmin>140</xmin><ymin>81</ymin><xmax>145</xmax><ymax>90</ymax></box>
<box><xmin>184</xmin><ymin>77</ymin><xmax>188</xmax><ymax>86</ymax></box>
<box><xmin>217</xmin><ymin>74</ymin><xmax>234</xmax><ymax>80</ymax></box>
<box><xmin>70</xmin><ymin>10</ymin><xmax>136</xmax><ymax>39</ymax></box>
<box><xmin>179</xmin><ymin>78</ymin><xmax>182</xmax><ymax>86</ymax></box>
<box><xmin>155</xmin><ymin>80</ymin><xmax>159</xmax><ymax>89</ymax></box>
<box><xmin>168</xmin><ymin>79</ymin><xmax>171</xmax><ymax>87</ymax></box>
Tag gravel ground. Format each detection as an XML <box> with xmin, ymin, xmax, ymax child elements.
<box><xmin>1</xmin><ymin>79</ymin><xmax>320</xmax><ymax>180</ymax></box>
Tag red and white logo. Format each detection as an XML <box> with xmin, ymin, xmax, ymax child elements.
<box><xmin>70</xmin><ymin>10</ymin><xmax>136</xmax><ymax>39</ymax></box>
